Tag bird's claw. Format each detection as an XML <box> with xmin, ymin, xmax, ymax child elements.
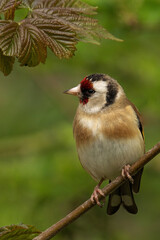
<box><xmin>91</xmin><ymin>186</ymin><xmax>105</xmax><ymax>207</ymax></box>
<box><xmin>121</xmin><ymin>164</ymin><xmax>134</xmax><ymax>184</ymax></box>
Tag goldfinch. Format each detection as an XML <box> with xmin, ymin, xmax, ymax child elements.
<box><xmin>65</xmin><ymin>73</ymin><xmax>145</xmax><ymax>215</ymax></box>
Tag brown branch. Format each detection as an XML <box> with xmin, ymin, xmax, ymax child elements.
<box><xmin>34</xmin><ymin>142</ymin><xmax>160</xmax><ymax>240</ymax></box>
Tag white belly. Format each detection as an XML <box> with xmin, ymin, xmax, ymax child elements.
<box><xmin>77</xmin><ymin>135</ymin><xmax>144</xmax><ymax>181</ymax></box>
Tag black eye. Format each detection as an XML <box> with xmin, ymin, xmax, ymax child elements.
<box><xmin>87</xmin><ymin>89</ymin><xmax>95</xmax><ymax>94</ymax></box>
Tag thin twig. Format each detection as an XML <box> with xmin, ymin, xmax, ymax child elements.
<box><xmin>34</xmin><ymin>142</ymin><xmax>160</xmax><ymax>240</ymax></box>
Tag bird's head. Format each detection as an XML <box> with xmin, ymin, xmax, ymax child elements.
<box><xmin>64</xmin><ymin>73</ymin><xmax>124</xmax><ymax>113</ymax></box>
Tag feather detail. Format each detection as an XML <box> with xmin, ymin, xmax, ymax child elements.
<box><xmin>126</xmin><ymin>99</ymin><xmax>144</xmax><ymax>139</ymax></box>
<box><xmin>107</xmin><ymin>180</ymin><xmax>121</xmax><ymax>215</ymax></box>
<box><xmin>74</xmin><ymin>97</ymin><xmax>145</xmax><ymax>144</ymax></box>
<box><xmin>121</xmin><ymin>181</ymin><xmax>138</xmax><ymax>214</ymax></box>
<box><xmin>107</xmin><ymin>180</ymin><xmax>138</xmax><ymax>215</ymax></box>
<box><xmin>132</xmin><ymin>168</ymin><xmax>144</xmax><ymax>193</ymax></box>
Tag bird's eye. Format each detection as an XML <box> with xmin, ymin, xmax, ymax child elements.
<box><xmin>87</xmin><ymin>89</ymin><xmax>95</xmax><ymax>94</ymax></box>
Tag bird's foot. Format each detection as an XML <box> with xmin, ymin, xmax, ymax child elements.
<box><xmin>121</xmin><ymin>164</ymin><xmax>134</xmax><ymax>184</ymax></box>
<box><xmin>91</xmin><ymin>185</ymin><xmax>105</xmax><ymax>207</ymax></box>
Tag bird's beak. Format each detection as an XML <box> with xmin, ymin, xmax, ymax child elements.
<box><xmin>63</xmin><ymin>84</ymin><xmax>80</xmax><ymax>96</ymax></box>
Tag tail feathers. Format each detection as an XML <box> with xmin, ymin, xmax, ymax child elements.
<box><xmin>132</xmin><ymin>168</ymin><xmax>143</xmax><ymax>193</ymax></box>
<box><xmin>107</xmin><ymin>181</ymin><xmax>138</xmax><ymax>215</ymax></box>
<box><xmin>107</xmin><ymin>186</ymin><xmax>121</xmax><ymax>215</ymax></box>
<box><xmin>121</xmin><ymin>181</ymin><xmax>138</xmax><ymax>214</ymax></box>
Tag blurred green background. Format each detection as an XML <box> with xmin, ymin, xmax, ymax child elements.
<box><xmin>0</xmin><ymin>0</ymin><xmax>160</xmax><ymax>239</ymax></box>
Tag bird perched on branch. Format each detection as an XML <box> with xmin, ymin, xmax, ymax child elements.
<box><xmin>64</xmin><ymin>73</ymin><xmax>145</xmax><ymax>215</ymax></box>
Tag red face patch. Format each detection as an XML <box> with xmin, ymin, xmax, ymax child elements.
<box><xmin>80</xmin><ymin>77</ymin><xmax>93</xmax><ymax>91</ymax></box>
<box><xmin>80</xmin><ymin>98</ymin><xmax>88</xmax><ymax>104</ymax></box>
<box><xmin>80</xmin><ymin>77</ymin><xmax>93</xmax><ymax>105</ymax></box>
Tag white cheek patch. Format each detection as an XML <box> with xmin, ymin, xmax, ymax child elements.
<box><xmin>116</xmin><ymin>87</ymin><xmax>123</xmax><ymax>100</ymax></box>
<box><xmin>93</xmin><ymin>81</ymin><xmax>107</xmax><ymax>93</ymax></box>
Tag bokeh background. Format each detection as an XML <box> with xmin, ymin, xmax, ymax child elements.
<box><xmin>0</xmin><ymin>0</ymin><xmax>160</xmax><ymax>239</ymax></box>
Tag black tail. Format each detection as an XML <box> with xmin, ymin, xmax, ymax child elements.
<box><xmin>107</xmin><ymin>168</ymin><xmax>143</xmax><ymax>215</ymax></box>
<box><xmin>107</xmin><ymin>181</ymin><xmax>137</xmax><ymax>215</ymax></box>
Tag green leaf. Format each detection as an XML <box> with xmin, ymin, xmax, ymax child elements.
<box><xmin>0</xmin><ymin>21</ymin><xmax>20</xmax><ymax>56</ymax></box>
<box><xmin>0</xmin><ymin>48</ymin><xmax>15</xmax><ymax>75</ymax></box>
<box><xmin>18</xmin><ymin>20</ymin><xmax>47</xmax><ymax>66</ymax></box>
<box><xmin>0</xmin><ymin>224</ymin><xmax>41</xmax><ymax>240</ymax></box>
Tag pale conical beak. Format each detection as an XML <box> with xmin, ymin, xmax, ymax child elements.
<box><xmin>63</xmin><ymin>84</ymin><xmax>80</xmax><ymax>96</ymax></box>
